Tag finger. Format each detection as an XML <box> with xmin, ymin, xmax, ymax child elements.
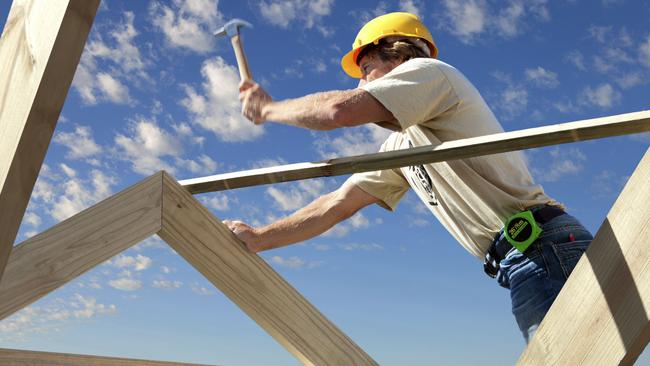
<box><xmin>238</xmin><ymin>79</ymin><xmax>256</xmax><ymax>92</ymax></box>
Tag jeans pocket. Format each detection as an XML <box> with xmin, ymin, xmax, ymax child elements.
<box><xmin>552</xmin><ymin>239</ymin><xmax>592</xmax><ymax>278</ymax></box>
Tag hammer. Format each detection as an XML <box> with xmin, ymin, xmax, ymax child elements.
<box><xmin>214</xmin><ymin>19</ymin><xmax>253</xmax><ymax>81</ymax></box>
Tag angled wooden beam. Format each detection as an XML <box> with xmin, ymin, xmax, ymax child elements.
<box><xmin>159</xmin><ymin>173</ymin><xmax>378</xmax><ymax>366</ymax></box>
<box><xmin>0</xmin><ymin>173</ymin><xmax>163</xmax><ymax>320</ymax></box>
<box><xmin>180</xmin><ymin>110</ymin><xmax>650</xmax><ymax>194</ymax></box>
<box><xmin>0</xmin><ymin>0</ymin><xmax>101</xmax><ymax>282</ymax></box>
<box><xmin>0</xmin><ymin>348</ymin><xmax>213</xmax><ymax>366</ymax></box>
<box><xmin>517</xmin><ymin>147</ymin><xmax>650</xmax><ymax>366</ymax></box>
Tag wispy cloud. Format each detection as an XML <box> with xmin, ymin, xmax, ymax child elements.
<box><xmin>0</xmin><ymin>294</ymin><xmax>116</xmax><ymax>342</ymax></box>
<box><xmin>73</xmin><ymin>12</ymin><xmax>147</xmax><ymax>105</ymax></box>
<box><xmin>525</xmin><ymin>67</ymin><xmax>559</xmax><ymax>88</ymax></box>
<box><xmin>149</xmin><ymin>0</ymin><xmax>223</xmax><ymax>53</ymax></box>
<box><xmin>108</xmin><ymin>277</ymin><xmax>142</xmax><ymax>291</ymax></box>
<box><xmin>270</xmin><ymin>255</ymin><xmax>323</xmax><ymax>269</ymax></box>
<box><xmin>181</xmin><ymin>57</ymin><xmax>264</xmax><ymax>142</ymax></box>
<box><xmin>53</xmin><ymin>125</ymin><xmax>102</xmax><ymax>160</ymax></box>
<box><xmin>581</xmin><ymin>83</ymin><xmax>621</xmax><ymax>108</ymax></box>
<box><xmin>266</xmin><ymin>179</ymin><xmax>327</xmax><ymax>211</ymax></box>
<box><xmin>531</xmin><ymin>147</ymin><xmax>587</xmax><ymax>183</ymax></box>
<box><xmin>109</xmin><ymin>254</ymin><xmax>153</xmax><ymax>271</ymax></box>
<box><xmin>115</xmin><ymin>118</ymin><xmax>183</xmax><ymax>175</ymax></box>
<box><xmin>259</xmin><ymin>0</ymin><xmax>334</xmax><ymax>29</ymax></box>
<box><xmin>315</xmin><ymin>124</ymin><xmax>392</xmax><ymax>159</ymax></box>
<box><xmin>439</xmin><ymin>0</ymin><xmax>550</xmax><ymax>44</ymax></box>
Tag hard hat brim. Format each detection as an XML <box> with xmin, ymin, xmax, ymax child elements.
<box><xmin>341</xmin><ymin>48</ymin><xmax>363</xmax><ymax>79</ymax></box>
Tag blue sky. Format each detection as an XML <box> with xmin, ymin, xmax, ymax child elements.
<box><xmin>1</xmin><ymin>0</ymin><xmax>650</xmax><ymax>365</ymax></box>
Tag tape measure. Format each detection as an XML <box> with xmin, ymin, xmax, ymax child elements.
<box><xmin>504</xmin><ymin>210</ymin><xmax>542</xmax><ymax>253</ymax></box>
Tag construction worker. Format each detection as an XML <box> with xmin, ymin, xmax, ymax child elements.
<box><xmin>227</xmin><ymin>12</ymin><xmax>593</xmax><ymax>343</ymax></box>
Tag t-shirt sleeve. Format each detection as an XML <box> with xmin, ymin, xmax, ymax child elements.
<box><xmin>346</xmin><ymin>138</ymin><xmax>410</xmax><ymax>211</ymax></box>
<box><xmin>360</xmin><ymin>58</ymin><xmax>460</xmax><ymax>130</ymax></box>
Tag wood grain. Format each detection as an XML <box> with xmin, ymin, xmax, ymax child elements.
<box><xmin>0</xmin><ymin>0</ymin><xmax>100</xmax><ymax>281</ymax></box>
<box><xmin>180</xmin><ymin>110</ymin><xmax>650</xmax><ymax>194</ymax></box>
<box><xmin>0</xmin><ymin>173</ymin><xmax>163</xmax><ymax>320</ymax></box>
<box><xmin>517</xmin><ymin>148</ymin><xmax>650</xmax><ymax>366</ymax></box>
<box><xmin>0</xmin><ymin>348</ymin><xmax>212</xmax><ymax>366</ymax></box>
<box><xmin>159</xmin><ymin>173</ymin><xmax>377</xmax><ymax>366</ymax></box>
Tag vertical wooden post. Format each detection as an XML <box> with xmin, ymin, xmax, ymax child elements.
<box><xmin>0</xmin><ymin>0</ymin><xmax>100</xmax><ymax>281</ymax></box>
<box><xmin>518</xmin><ymin>148</ymin><xmax>650</xmax><ymax>365</ymax></box>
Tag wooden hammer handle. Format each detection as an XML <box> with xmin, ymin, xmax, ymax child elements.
<box><xmin>231</xmin><ymin>34</ymin><xmax>252</xmax><ymax>81</ymax></box>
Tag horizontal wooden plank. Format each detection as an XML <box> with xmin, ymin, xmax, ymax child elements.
<box><xmin>159</xmin><ymin>173</ymin><xmax>377</xmax><ymax>366</ymax></box>
<box><xmin>0</xmin><ymin>348</ymin><xmax>212</xmax><ymax>366</ymax></box>
<box><xmin>0</xmin><ymin>0</ymin><xmax>100</xmax><ymax>281</ymax></box>
<box><xmin>0</xmin><ymin>173</ymin><xmax>163</xmax><ymax>320</ymax></box>
<box><xmin>180</xmin><ymin>110</ymin><xmax>650</xmax><ymax>194</ymax></box>
<box><xmin>517</xmin><ymin>147</ymin><xmax>650</xmax><ymax>365</ymax></box>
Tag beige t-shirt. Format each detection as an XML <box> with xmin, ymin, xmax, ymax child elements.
<box><xmin>348</xmin><ymin>58</ymin><xmax>559</xmax><ymax>259</ymax></box>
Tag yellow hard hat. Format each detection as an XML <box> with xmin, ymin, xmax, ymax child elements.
<box><xmin>341</xmin><ymin>12</ymin><xmax>438</xmax><ymax>78</ymax></box>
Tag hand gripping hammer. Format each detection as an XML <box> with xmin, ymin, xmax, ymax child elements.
<box><xmin>214</xmin><ymin>19</ymin><xmax>253</xmax><ymax>81</ymax></box>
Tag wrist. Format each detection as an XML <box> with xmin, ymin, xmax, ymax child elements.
<box><xmin>261</xmin><ymin>102</ymin><xmax>273</xmax><ymax>121</ymax></box>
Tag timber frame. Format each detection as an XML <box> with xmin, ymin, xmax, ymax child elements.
<box><xmin>1</xmin><ymin>1</ymin><xmax>649</xmax><ymax>365</ymax></box>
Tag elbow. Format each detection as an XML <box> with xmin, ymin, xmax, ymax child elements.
<box><xmin>328</xmin><ymin>102</ymin><xmax>353</xmax><ymax>129</ymax></box>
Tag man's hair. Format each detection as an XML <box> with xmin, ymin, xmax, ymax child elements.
<box><xmin>356</xmin><ymin>39</ymin><xmax>430</xmax><ymax>65</ymax></box>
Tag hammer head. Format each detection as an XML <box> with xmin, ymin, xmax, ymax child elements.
<box><xmin>214</xmin><ymin>18</ymin><xmax>253</xmax><ymax>38</ymax></box>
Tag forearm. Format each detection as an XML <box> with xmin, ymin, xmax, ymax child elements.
<box><xmin>262</xmin><ymin>90</ymin><xmax>360</xmax><ymax>130</ymax></box>
<box><xmin>254</xmin><ymin>191</ymin><xmax>352</xmax><ymax>250</ymax></box>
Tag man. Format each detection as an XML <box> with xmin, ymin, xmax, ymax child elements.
<box><xmin>225</xmin><ymin>12</ymin><xmax>593</xmax><ymax>343</ymax></box>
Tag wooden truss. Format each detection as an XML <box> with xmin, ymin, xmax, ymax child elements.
<box><xmin>1</xmin><ymin>0</ymin><xmax>649</xmax><ymax>365</ymax></box>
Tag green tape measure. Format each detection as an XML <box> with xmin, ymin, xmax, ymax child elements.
<box><xmin>504</xmin><ymin>210</ymin><xmax>542</xmax><ymax>253</ymax></box>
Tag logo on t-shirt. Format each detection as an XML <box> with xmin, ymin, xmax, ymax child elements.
<box><xmin>407</xmin><ymin>140</ymin><xmax>439</xmax><ymax>206</ymax></box>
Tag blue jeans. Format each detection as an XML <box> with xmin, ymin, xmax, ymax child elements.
<box><xmin>495</xmin><ymin>212</ymin><xmax>593</xmax><ymax>342</ymax></box>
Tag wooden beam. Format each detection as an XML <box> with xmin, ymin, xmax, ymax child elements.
<box><xmin>159</xmin><ymin>173</ymin><xmax>378</xmax><ymax>366</ymax></box>
<box><xmin>0</xmin><ymin>348</ymin><xmax>213</xmax><ymax>366</ymax></box>
<box><xmin>0</xmin><ymin>173</ymin><xmax>163</xmax><ymax>320</ymax></box>
<box><xmin>180</xmin><ymin>110</ymin><xmax>650</xmax><ymax>194</ymax></box>
<box><xmin>0</xmin><ymin>0</ymin><xmax>101</xmax><ymax>281</ymax></box>
<box><xmin>517</xmin><ymin>147</ymin><xmax>650</xmax><ymax>366</ymax></box>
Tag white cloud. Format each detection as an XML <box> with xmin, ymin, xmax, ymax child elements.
<box><xmin>441</xmin><ymin>0</ymin><xmax>487</xmax><ymax>42</ymax></box>
<box><xmin>266</xmin><ymin>179</ymin><xmax>326</xmax><ymax>211</ymax></box>
<box><xmin>115</xmin><ymin>119</ymin><xmax>183</xmax><ymax>175</ymax></box>
<box><xmin>490</xmin><ymin>72</ymin><xmax>528</xmax><ymax>120</ymax></box>
<box><xmin>200</xmin><ymin>193</ymin><xmax>231</xmax><ymax>211</ymax></box>
<box><xmin>0</xmin><ymin>295</ymin><xmax>116</xmax><ymax>342</ymax></box>
<box><xmin>97</xmin><ymin>73</ymin><xmax>131</xmax><ymax>105</ymax></box>
<box><xmin>152</xmin><ymin>279</ymin><xmax>183</xmax><ymax>289</ymax></box>
<box><xmin>51</xmin><ymin>170</ymin><xmax>117</xmax><ymax>221</ymax></box>
<box><xmin>176</xmin><ymin>154</ymin><xmax>218</xmax><ymax>175</ymax></box>
<box><xmin>532</xmin><ymin>147</ymin><xmax>586</xmax><ymax>183</ymax></box>
<box><xmin>24</xmin><ymin>211</ymin><xmax>42</xmax><ymax>227</ymax></box>
<box><xmin>640</xmin><ymin>35</ymin><xmax>650</xmax><ymax>68</ymax></box>
<box><xmin>72</xmin><ymin>12</ymin><xmax>146</xmax><ymax>105</ymax></box>
<box><xmin>108</xmin><ymin>277</ymin><xmax>142</xmax><ymax>291</ymax></box>
<box><xmin>71</xmin><ymin>294</ymin><xmax>117</xmax><ymax>319</ymax></box>
<box><xmin>399</xmin><ymin>0</ymin><xmax>424</xmax><ymax>17</ymax></box>
<box><xmin>149</xmin><ymin>0</ymin><xmax>222</xmax><ymax>53</ymax></box>
<box><xmin>315</xmin><ymin>124</ymin><xmax>392</xmax><ymax>159</ymax></box>
<box><xmin>339</xmin><ymin>243</ymin><xmax>384</xmax><ymax>251</ymax></box>
<box><xmin>259</xmin><ymin>0</ymin><xmax>334</xmax><ymax>29</ymax></box>
<box><xmin>190</xmin><ymin>282</ymin><xmax>214</xmax><ymax>295</ymax></box>
<box><xmin>582</xmin><ymin>83</ymin><xmax>621</xmax><ymax>108</ymax></box>
<box><xmin>53</xmin><ymin>125</ymin><xmax>102</xmax><ymax>160</ymax></box>
<box><xmin>566</xmin><ymin>51</ymin><xmax>587</xmax><ymax>71</ymax></box>
<box><xmin>525</xmin><ymin>66</ymin><xmax>559</xmax><ymax>88</ymax></box>
<box><xmin>440</xmin><ymin>0</ymin><xmax>550</xmax><ymax>43</ymax></box>
<box><xmin>109</xmin><ymin>254</ymin><xmax>152</xmax><ymax>271</ymax></box>
<box><xmin>270</xmin><ymin>255</ymin><xmax>323</xmax><ymax>269</ymax></box>
<box><xmin>60</xmin><ymin>163</ymin><xmax>76</xmax><ymax>178</ymax></box>
<box><xmin>181</xmin><ymin>57</ymin><xmax>264</xmax><ymax>142</ymax></box>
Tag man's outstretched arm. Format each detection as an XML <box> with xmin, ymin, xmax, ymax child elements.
<box><xmin>224</xmin><ymin>181</ymin><xmax>380</xmax><ymax>252</ymax></box>
<box><xmin>238</xmin><ymin>80</ymin><xmax>395</xmax><ymax>130</ymax></box>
